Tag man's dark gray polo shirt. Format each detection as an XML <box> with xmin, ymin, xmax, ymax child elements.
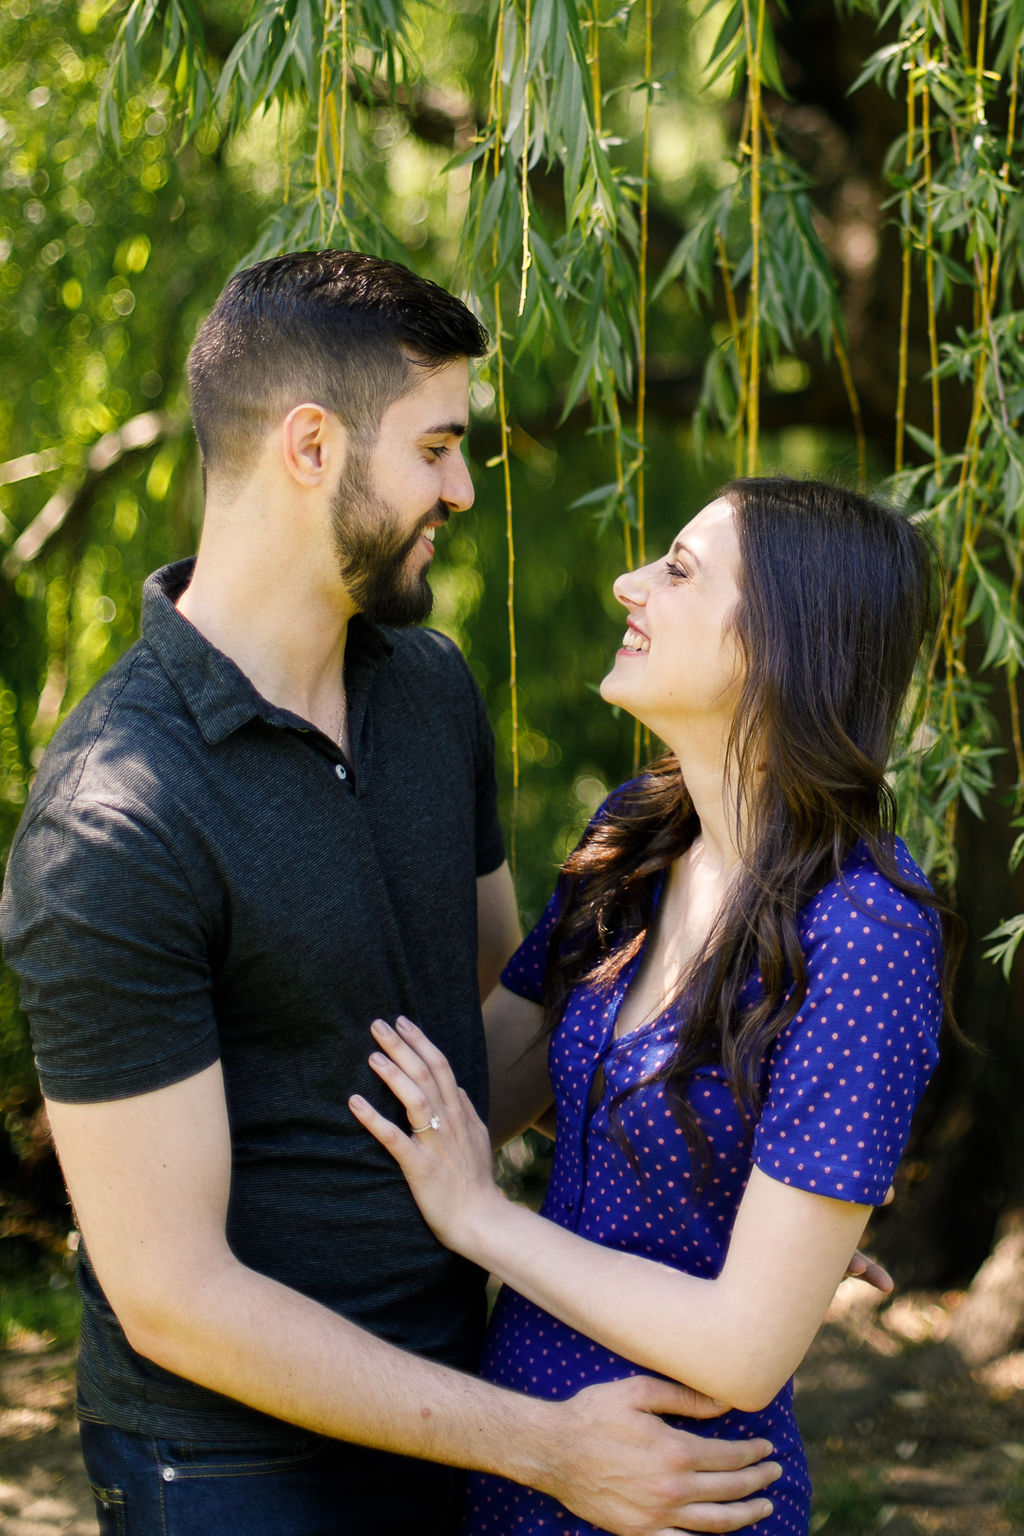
<box><xmin>1</xmin><ymin>559</ymin><xmax>505</xmax><ymax>1443</ymax></box>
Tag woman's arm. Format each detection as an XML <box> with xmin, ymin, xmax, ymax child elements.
<box><xmin>350</xmin><ymin>1017</ymin><xmax>870</xmax><ymax>1415</ymax></box>
<box><xmin>466</xmin><ymin>1164</ymin><xmax>865</xmax><ymax>1414</ymax></box>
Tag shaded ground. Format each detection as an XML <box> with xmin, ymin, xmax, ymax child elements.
<box><xmin>798</xmin><ymin>1286</ymin><xmax>1024</xmax><ymax>1534</ymax></box>
<box><xmin>0</xmin><ymin>1334</ymin><xmax>94</xmax><ymax>1536</ymax></box>
<box><xmin>0</xmin><ymin>1286</ymin><xmax>1022</xmax><ymax>1535</ymax></box>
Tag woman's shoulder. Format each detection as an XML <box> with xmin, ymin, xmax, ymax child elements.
<box><xmin>587</xmin><ymin>772</ymin><xmax>669</xmax><ymax>830</ymax></box>
<box><xmin>598</xmin><ymin>774</ymin><xmax>647</xmax><ymax>816</ymax></box>
<box><xmin>799</xmin><ymin>836</ymin><xmax>941</xmax><ymax>955</ymax></box>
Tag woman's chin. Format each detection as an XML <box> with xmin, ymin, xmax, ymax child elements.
<box><xmin>600</xmin><ymin>672</ymin><xmax>646</xmax><ymax>728</ymax></box>
<box><xmin>598</xmin><ymin>671</ymin><xmax>620</xmax><ymax>706</ymax></box>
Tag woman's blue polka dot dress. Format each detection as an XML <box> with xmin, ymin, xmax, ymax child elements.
<box><xmin>463</xmin><ymin>833</ymin><xmax>943</xmax><ymax>1535</ymax></box>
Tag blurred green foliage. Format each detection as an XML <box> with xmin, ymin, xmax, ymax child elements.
<box><xmin>0</xmin><ymin>0</ymin><xmax>1022</xmax><ymax>1289</ymax></box>
<box><xmin>0</xmin><ymin>0</ymin><xmax>267</xmax><ymax>1184</ymax></box>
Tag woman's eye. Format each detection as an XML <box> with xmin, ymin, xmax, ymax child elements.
<box><xmin>665</xmin><ymin>560</ymin><xmax>688</xmax><ymax>580</ymax></box>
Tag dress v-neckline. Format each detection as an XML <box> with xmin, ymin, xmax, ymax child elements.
<box><xmin>605</xmin><ymin>872</ymin><xmax>674</xmax><ymax>1048</ymax></box>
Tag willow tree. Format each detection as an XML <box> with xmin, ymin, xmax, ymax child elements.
<box><xmin>1</xmin><ymin>0</ymin><xmax>1022</xmax><ymax>1304</ymax></box>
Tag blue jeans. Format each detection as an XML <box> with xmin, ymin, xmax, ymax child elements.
<box><xmin>79</xmin><ymin>1419</ymin><xmax>466</xmax><ymax>1535</ymax></box>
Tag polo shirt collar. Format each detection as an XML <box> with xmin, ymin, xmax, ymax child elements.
<box><xmin>142</xmin><ymin>559</ymin><xmax>394</xmax><ymax>747</ymax></box>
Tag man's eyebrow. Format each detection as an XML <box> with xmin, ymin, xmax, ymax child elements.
<box><xmin>421</xmin><ymin>420</ymin><xmax>468</xmax><ymax>438</ymax></box>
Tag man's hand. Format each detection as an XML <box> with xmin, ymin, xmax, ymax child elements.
<box><xmin>540</xmin><ymin>1377</ymin><xmax>780</xmax><ymax>1536</ymax></box>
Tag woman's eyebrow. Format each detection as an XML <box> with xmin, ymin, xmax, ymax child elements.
<box><xmin>671</xmin><ymin>538</ymin><xmax>701</xmax><ymax>568</ymax></box>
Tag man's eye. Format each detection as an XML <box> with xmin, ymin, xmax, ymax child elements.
<box><xmin>427</xmin><ymin>444</ymin><xmax>450</xmax><ymax>459</ymax></box>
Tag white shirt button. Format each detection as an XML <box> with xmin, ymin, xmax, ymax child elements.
<box><xmin>335</xmin><ymin>763</ymin><xmax>347</xmax><ymax>781</ymax></box>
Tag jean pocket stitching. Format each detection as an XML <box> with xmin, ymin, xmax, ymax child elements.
<box><xmin>155</xmin><ymin>1444</ymin><xmax>324</xmax><ymax>1480</ymax></box>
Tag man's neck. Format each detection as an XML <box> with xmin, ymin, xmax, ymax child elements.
<box><xmin>176</xmin><ymin>539</ymin><xmax>355</xmax><ymax>741</ymax></box>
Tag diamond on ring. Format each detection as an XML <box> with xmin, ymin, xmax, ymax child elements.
<box><xmin>412</xmin><ymin>1113</ymin><xmax>442</xmax><ymax>1134</ymax></box>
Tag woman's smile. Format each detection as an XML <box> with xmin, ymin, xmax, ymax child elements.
<box><xmin>619</xmin><ymin>621</ymin><xmax>650</xmax><ymax>655</ymax></box>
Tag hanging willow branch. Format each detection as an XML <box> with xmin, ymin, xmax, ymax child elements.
<box><xmin>741</xmin><ymin>0</ymin><xmax>766</xmax><ymax>474</ymax></box>
<box><xmin>93</xmin><ymin>0</ymin><xmax>1024</xmax><ymax>968</ymax></box>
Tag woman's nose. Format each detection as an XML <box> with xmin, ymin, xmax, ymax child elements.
<box><xmin>612</xmin><ymin>560</ymin><xmax>656</xmax><ymax>608</ymax></box>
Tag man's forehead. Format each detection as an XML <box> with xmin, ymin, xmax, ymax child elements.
<box><xmin>384</xmin><ymin>357</ymin><xmax>471</xmax><ymax>434</ymax></box>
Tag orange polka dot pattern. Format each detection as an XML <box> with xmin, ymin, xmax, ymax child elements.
<box><xmin>464</xmin><ymin>830</ymin><xmax>943</xmax><ymax>1536</ymax></box>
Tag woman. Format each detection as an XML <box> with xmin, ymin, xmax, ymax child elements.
<box><xmin>350</xmin><ymin>477</ymin><xmax>959</xmax><ymax>1534</ymax></box>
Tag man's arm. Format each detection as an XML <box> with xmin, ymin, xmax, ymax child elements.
<box><xmin>483</xmin><ymin>984</ymin><xmax>553</xmax><ymax>1148</ymax></box>
<box><xmin>475</xmin><ymin>860</ymin><xmax>521</xmax><ymax>1002</ymax></box>
<box><xmin>475</xmin><ymin>863</ymin><xmax>557</xmax><ymax>1145</ymax></box>
<box><xmin>46</xmin><ymin>1064</ymin><xmax>779</xmax><ymax>1535</ymax></box>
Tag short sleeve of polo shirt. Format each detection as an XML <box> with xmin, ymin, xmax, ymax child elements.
<box><xmin>2</xmin><ymin>798</ymin><xmax>219</xmax><ymax>1104</ymax></box>
<box><xmin>752</xmin><ymin>861</ymin><xmax>943</xmax><ymax>1206</ymax></box>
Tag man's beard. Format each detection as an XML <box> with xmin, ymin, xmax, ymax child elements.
<box><xmin>330</xmin><ymin>450</ymin><xmax>446</xmax><ymax>626</ymax></box>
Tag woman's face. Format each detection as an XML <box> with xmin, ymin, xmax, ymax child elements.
<box><xmin>600</xmin><ymin>496</ymin><xmax>744</xmax><ymax>738</ymax></box>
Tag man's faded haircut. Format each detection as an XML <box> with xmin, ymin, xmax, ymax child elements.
<box><xmin>187</xmin><ymin>249</ymin><xmax>489</xmax><ymax>486</ymax></box>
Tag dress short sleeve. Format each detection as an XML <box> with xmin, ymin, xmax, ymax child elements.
<box><xmin>500</xmin><ymin>783</ymin><xmax>645</xmax><ymax>1004</ymax></box>
<box><xmin>500</xmin><ymin>886</ymin><xmax>562</xmax><ymax>1005</ymax></box>
<box><xmin>752</xmin><ymin>848</ymin><xmax>943</xmax><ymax>1206</ymax></box>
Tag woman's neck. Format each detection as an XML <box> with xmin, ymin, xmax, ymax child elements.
<box><xmin>612</xmin><ymin>828</ymin><xmax>742</xmax><ymax>1041</ymax></box>
<box><xmin>669</xmin><ymin>727</ymin><xmax>745</xmax><ymax>878</ymax></box>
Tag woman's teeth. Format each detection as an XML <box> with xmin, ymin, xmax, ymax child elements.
<box><xmin>622</xmin><ymin>629</ymin><xmax>650</xmax><ymax>653</ymax></box>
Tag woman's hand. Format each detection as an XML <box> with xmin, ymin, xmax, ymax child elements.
<box><xmin>844</xmin><ymin>1249</ymin><xmax>894</xmax><ymax>1294</ymax></box>
<box><xmin>844</xmin><ymin>1187</ymin><xmax>896</xmax><ymax>1294</ymax></box>
<box><xmin>349</xmin><ymin>1016</ymin><xmax>506</xmax><ymax>1253</ymax></box>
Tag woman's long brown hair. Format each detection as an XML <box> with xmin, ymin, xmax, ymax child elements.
<box><xmin>543</xmin><ymin>477</ymin><xmax>963</xmax><ymax>1180</ymax></box>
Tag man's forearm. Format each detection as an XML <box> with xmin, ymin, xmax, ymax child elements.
<box><xmin>130</xmin><ymin>1250</ymin><xmax>556</xmax><ymax>1482</ymax></box>
<box><xmin>44</xmin><ymin>1070</ymin><xmax>777</xmax><ymax>1534</ymax></box>
<box><xmin>125</xmin><ymin>1253</ymin><xmax>778</xmax><ymax>1536</ymax></box>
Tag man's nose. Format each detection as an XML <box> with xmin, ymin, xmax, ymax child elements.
<box><xmin>442</xmin><ymin>449</ymin><xmax>475</xmax><ymax>513</ymax></box>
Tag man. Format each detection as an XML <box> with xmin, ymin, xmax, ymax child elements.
<box><xmin>1</xmin><ymin>250</ymin><xmax>778</xmax><ymax>1534</ymax></box>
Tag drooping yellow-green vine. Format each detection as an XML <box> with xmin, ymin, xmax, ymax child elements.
<box><xmin>85</xmin><ymin>0</ymin><xmax>1024</xmax><ymax>971</ymax></box>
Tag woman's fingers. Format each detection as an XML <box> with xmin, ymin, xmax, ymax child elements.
<box><xmin>348</xmin><ymin>1093</ymin><xmax>411</xmax><ymax>1159</ymax></box>
<box><xmin>368</xmin><ymin>1017</ymin><xmax>451</xmax><ymax>1128</ymax></box>
<box><xmin>369</xmin><ymin>1017</ymin><xmax>458</xmax><ymax>1110</ymax></box>
<box><xmin>367</xmin><ymin>1047</ymin><xmax>439</xmax><ymax>1134</ymax></box>
<box><xmin>394</xmin><ymin>1015</ymin><xmax>456</xmax><ymax>1080</ymax></box>
<box><xmin>352</xmin><ymin>1029</ymin><xmax>504</xmax><ymax>1253</ymax></box>
<box><xmin>364</xmin><ymin>1018</ymin><xmax>484</xmax><ymax>1148</ymax></box>
<box><xmin>845</xmin><ymin>1248</ymin><xmax>894</xmax><ymax>1294</ymax></box>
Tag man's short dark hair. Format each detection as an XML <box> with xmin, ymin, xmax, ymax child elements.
<box><xmin>187</xmin><ymin>250</ymin><xmax>489</xmax><ymax>486</ymax></box>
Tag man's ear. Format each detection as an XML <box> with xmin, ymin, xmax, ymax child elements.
<box><xmin>280</xmin><ymin>404</ymin><xmax>348</xmax><ymax>488</ymax></box>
